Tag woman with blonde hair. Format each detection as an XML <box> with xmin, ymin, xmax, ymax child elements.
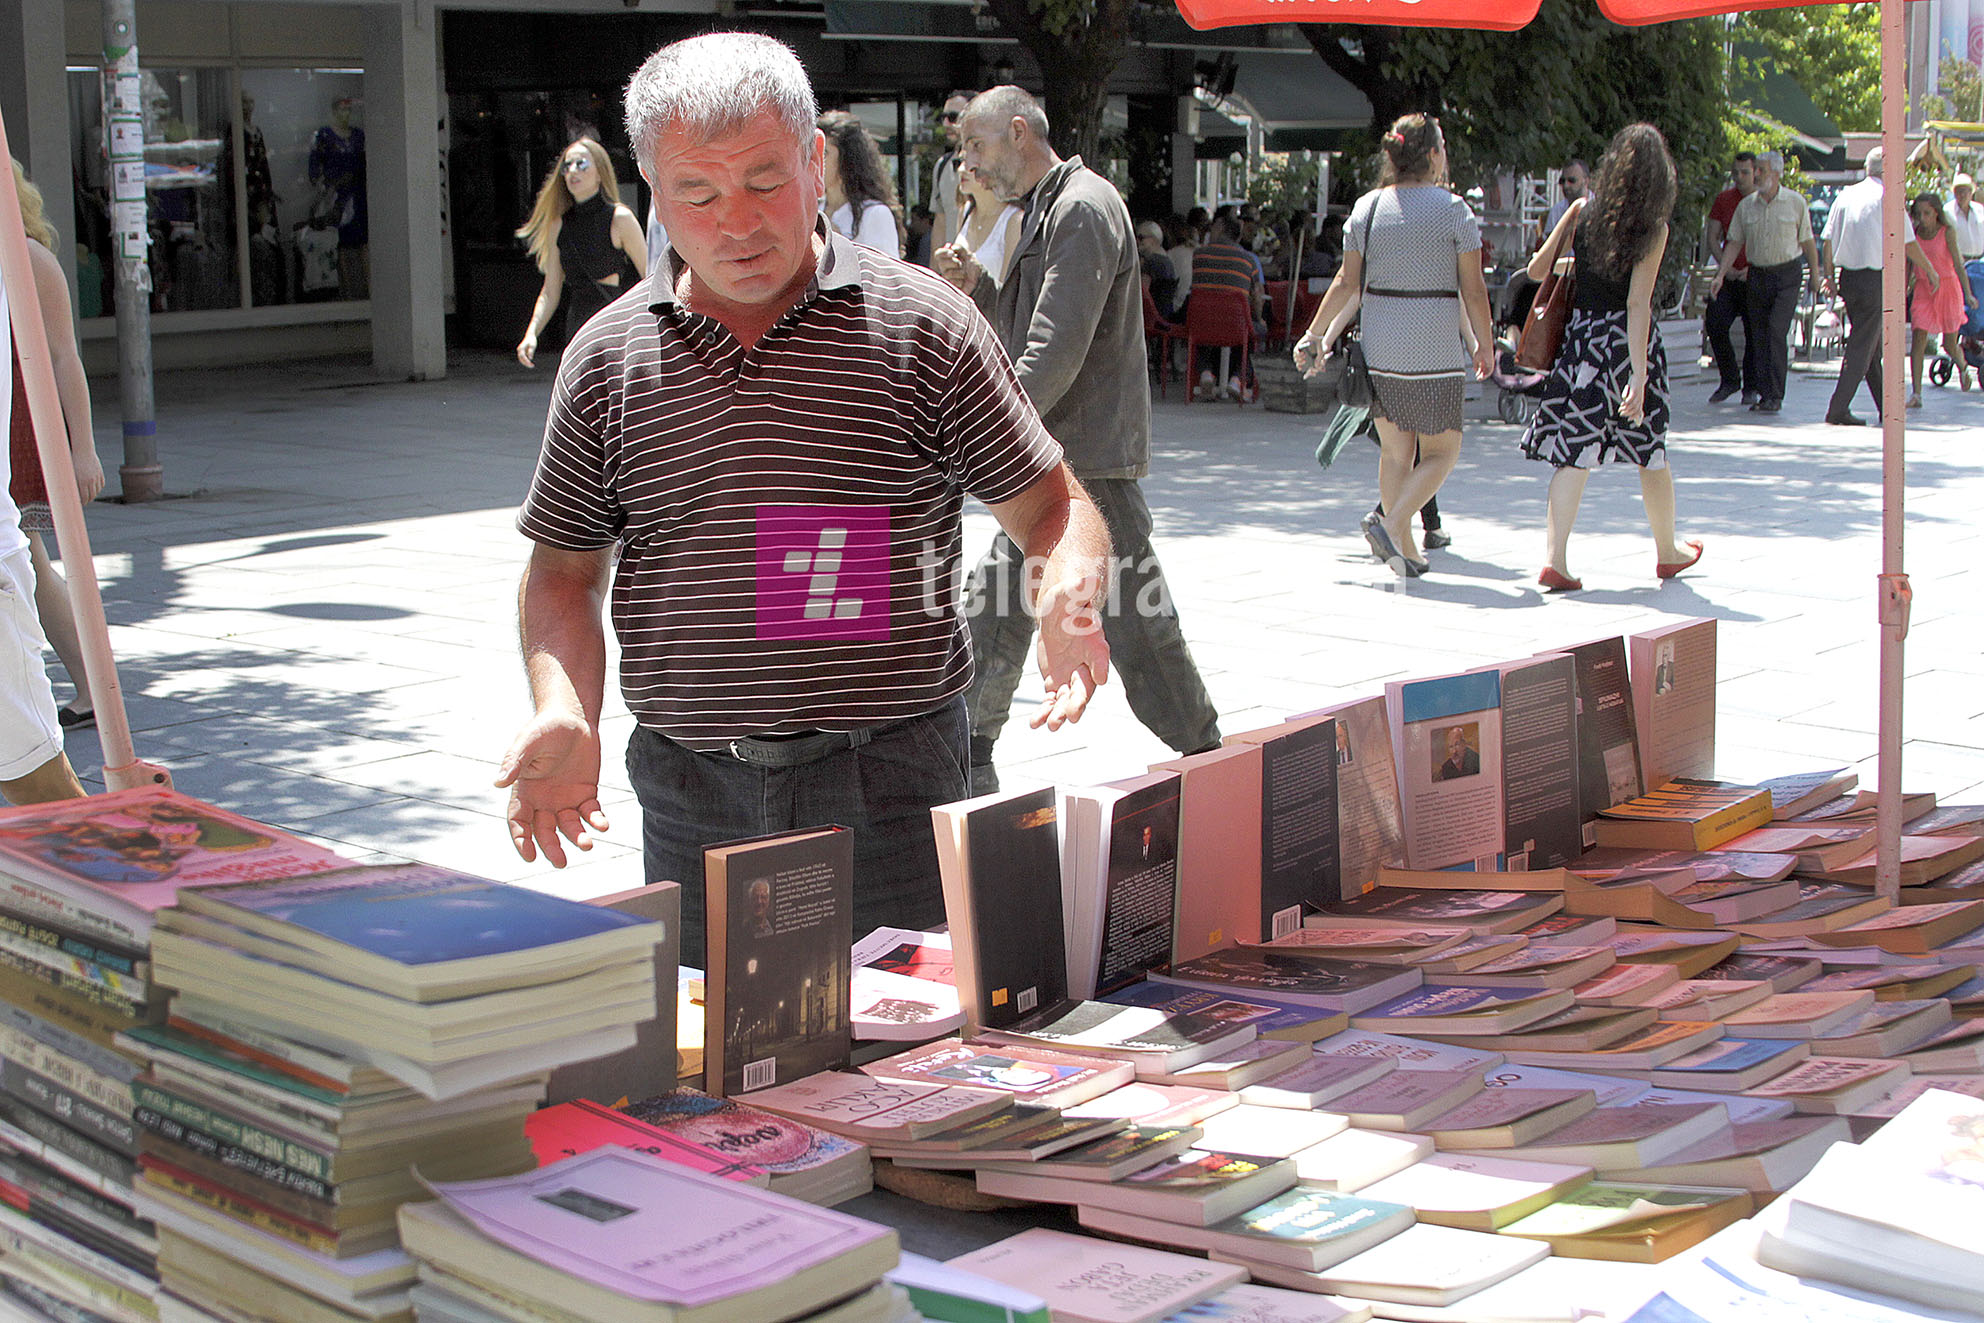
<box><xmin>7</xmin><ymin>160</ymin><xmax>105</xmax><ymax>733</ymax></box>
<box><xmin>514</xmin><ymin>138</ymin><xmax>646</xmax><ymax>368</ymax></box>
<box><xmin>1295</xmin><ymin>114</ymin><xmax>1494</xmax><ymax>578</ymax></box>
<box><xmin>818</xmin><ymin>111</ymin><xmax>903</xmax><ymax>257</ymax></box>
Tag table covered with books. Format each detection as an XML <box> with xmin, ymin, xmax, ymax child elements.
<box><xmin>0</xmin><ymin>615</ymin><xmax>1978</xmax><ymax>1323</ymax></box>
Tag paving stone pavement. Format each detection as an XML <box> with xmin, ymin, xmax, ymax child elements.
<box><xmin>45</xmin><ymin>345</ymin><xmax>1984</xmax><ymax>898</ymax></box>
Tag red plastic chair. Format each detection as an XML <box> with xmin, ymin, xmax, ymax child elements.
<box><xmin>1142</xmin><ymin>284</ymin><xmax>1185</xmax><ymax>396</ymax></box>
<box><xmin>1264</xmin><ymin>280</ymin><xmax>1325</xmax><ymax>349</ymax></box>
<box><xmin>1183</xmin><ymin>288</ymin><xmax>1254</xmax><ymax>405</ymax></box>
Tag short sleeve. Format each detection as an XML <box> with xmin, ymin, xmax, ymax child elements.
<box><xmin>1451</xmin><ymin>196</ymin><xmax>1483</xmax><ymax>253</ymax></box>
<box><xmin>1795</xmin><ymin>197</ymin><xmax>1815</xmax><ymax>245</ymax></box>
<box><xmin>517</xmin><ymin>348</ymin><xmax>623</xmax><ymax>551</ymax></box>
<box><xmin>937</xmin><ymin>296</ymin><xmax>1065</xmax><ymax>507</ymax></box>
<box><xmin>1346</xmin><ymin>192</ymin><xmax>1376</xmax><ymax>254</ymax></box>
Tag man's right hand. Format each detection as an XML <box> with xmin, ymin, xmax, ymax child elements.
<box><xmin>495</xmin><ymin>711</ymin><xmax>606</xmax><ymax>867</ymax></box>
<box><xmin>933</xmin><ymin>242</ymin><xmax>983</xmax><ymax>295</ymax></box>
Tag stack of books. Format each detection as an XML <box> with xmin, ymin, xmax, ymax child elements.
<box><xmin>0</xmin><ymin>789</ymin><xmax>349</xmax><ymax>1323</ymax></box>
<box><xmin>396</xmin><ymin>1147</ymin><xmax>905</xmax><ymax>1323</ymax></box>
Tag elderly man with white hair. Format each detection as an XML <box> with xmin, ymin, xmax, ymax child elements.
<box><xmin>1822</xmin><ymin>147</ymin><xmax>1935</xmax><ymax>426</ymax></box>
<box><xmin>496</xmin><ymin>32</ymin><xmax>1111</xmax><ymax>965</ymax></box>
<box><xmin>1950</xmin><ymin>172</ymin><xmax>1984</xmax><ymax>262</ymax></box>
<box><xmin>1711</xmin><ymin>150</ymin><xmax>1825</xmax><ymax>415</ymax></box>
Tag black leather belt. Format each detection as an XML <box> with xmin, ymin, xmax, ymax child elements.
<box><xmin>1367</xmin><ymin>287</ymin><xmax>1459</xmax><ymax>298</ymax></box>
<box><xmin>723</xmin><ymin>714</ymin><xmax>919</xmax><ymax>768</ymax></box>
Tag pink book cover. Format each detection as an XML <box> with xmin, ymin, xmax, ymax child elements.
<box><xmin>1155</xmin><ymin>744</ymin><xmax>1263</xmax><ymax>964</ymax></box>
<box><xmin>425</xmin><ymin>1147</ymin><xmax>892</xmax><ymax>1304</ymax></box>
<box><xmin>0</xmin><ymin>787</ymin><xmax>346</xmax><ymax>920</ymax></box>
<box><xmin>523</xmin><ymin>1099</ymin><xmax>767</xmax><ymax>1184</ymax></box>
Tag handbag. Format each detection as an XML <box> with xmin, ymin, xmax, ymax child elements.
<box><xmin>1329</xmin><ymin>205</ymin><xmax>1379</xmax><ymax>408</ymax></box>
<box><xmin>1516</xmin><ymin>205</ymin><xmax>1579</xmax><ymax>371</ymax></box>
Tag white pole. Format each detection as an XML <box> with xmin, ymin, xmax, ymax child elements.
<box><xmin>1875</xmin><ymin>0</ymin><xmax>1907</xmax><ymax>899</ymax></box>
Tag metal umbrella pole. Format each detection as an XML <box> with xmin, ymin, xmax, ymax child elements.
<box><xmin>0</xmin><ymin>106</ymin><xmax>169</xmax><ymax>792</ymax></box>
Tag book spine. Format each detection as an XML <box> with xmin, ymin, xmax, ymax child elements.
<box><xmin>0</xmin><ymin>1104</ymin><xmax>134</xmax><ymax>1189</ymax></box>
<box><xmin>130</xmin><ymin>1110</ymin><xmax>330</xmax><ymax>1203</ymax></box>
<box><xmin>0</xmin><ymin>1022</ymin><xmax>133</xmax><ymax>1116</ymax></box>
<box><xmin>0</xmin><ymin>880</ymin><xmax>145</xmax><ymax>952</ymax></box>
<box><xmin>0</xmin><ymin>1190</ymin><xmax>156</xmax><ymax>1280</ymax></box>
<box><xmin>0</xmin><ymin>1155</ymin><xmax>149</xmax><ymax>1241</ymax></box>
<box><xmin>138</xmin><ymin>1164</ymin><xmax>337</xmax><ymax>1256</ymax></box>
<box><xmin>0</xmin><ymin>912</ymin><xmax>143</xmax><ymax>980</ymax></box>
<box><xmin>128</xmin><ymin>1083</ymin><xmax>328</xmax><ymax>1183</ymax></box>
<box><xmin>0</xmin><ymin>960</ymin><xmax>144</xmax><ymax>1051</ymax></box>
<box><xmin>130</xmin><ymin>1137</ymin><xmax>333</xmax><ymax>1226</ymax></box>
<box><xmin>0</xmin><ymin>1223</ymin><xmax>158</xmax><ymax>1323</ymax></box>
<box><xmin>0</xmin><ymin>1003</ymin><xmax>140</xmax><ymax>1086</ymax></box>
<box><xmin>0</xmin><ymin>1200</ymin><xmax>156</xmax><ymax>1298</ymax></box>
<box><xmin>0</xmin><ymin>1061</ymin><xmax>138</xmax><ymax>1157</ymax></box>
<box><xmin>0</xmin><ymin>946</ymin><xmax>147</xmax><ymax>1020</ymax></box>
<box><xmin>162</xmin><ymin>1015</ymin><xmax>351</xmax><ymax>1096</ymax></box>
<box><xmin>0</xmin><ymin>926</ymin><xmax>146</xmax><ymax>1005</ymax></box>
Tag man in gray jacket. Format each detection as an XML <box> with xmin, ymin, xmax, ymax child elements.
<box><xmin>937</xmin><ymin>86</ymin><xmax>1220</xmax><ymax>790</ymax></box>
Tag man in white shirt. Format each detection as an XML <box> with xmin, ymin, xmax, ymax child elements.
<box><xmin>1821</xmin><ymin>148</ymin><xmax>1892</xmax><ymax>425</ymax></box>
<box><xmin>1950</xmin><ymin>172</ymin><xmax>1984</xmax><ymax>262</ymax></box>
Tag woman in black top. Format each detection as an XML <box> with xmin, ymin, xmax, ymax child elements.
<box><xmin>515</xmin><ymin>138</ymin><xmax>647</xmax><ymax>368</ymax></box>
<box><xmin>1520</xmin><ymin>123</ymin><xmax>1702</xmax><ymax>592</ymax></box>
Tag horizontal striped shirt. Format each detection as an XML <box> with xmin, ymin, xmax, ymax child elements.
<box><xmin>1190</xmin><ymin>241</ymin><xmax>1261</xmax><ymax>301</ymax></box>
<box><xmin>518</xmin><ymin>225</ymin><xmax>1063</xmax><ymax>749</ymax></box>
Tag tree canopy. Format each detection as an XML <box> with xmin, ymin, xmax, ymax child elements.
<box><xmin>1729</xmin><ymin>3</ymin><xmax>1881</xmax><ymax>134</ymax></box>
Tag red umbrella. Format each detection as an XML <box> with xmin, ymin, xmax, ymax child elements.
<box><xmin>1179</xmin><ymin>0</ymin><xmax>1914</xmax><ymax>897</ymax></box>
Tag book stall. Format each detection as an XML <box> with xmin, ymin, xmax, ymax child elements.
<box><xmin>0</xmin><ymin>611</ymin><xmax>1976</xmax><ymax>1323</ymax></box>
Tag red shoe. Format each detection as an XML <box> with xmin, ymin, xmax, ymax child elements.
<box><xmin>1657</xmin><ymin>541</ymin><xmax>1705</xmax><ymax>580</ymax></box>
<box><xmin>1538</xmin><ymin>567</ymin><xmax>1583</xmax><ymax>592</ymax></box>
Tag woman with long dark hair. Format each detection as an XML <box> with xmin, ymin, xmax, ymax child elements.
<box><xmin>1907</xmin><ymin>191</ymin><xmax>1976</xmax><ymax>405</ymax></box>
<box><xmin>1295</xmin><ymin>114</ymin><xmax>1494</xmax><ymax>578</ymax></box>
<box><xmin>818</xmin><ymin>111</ymin><xmax>903</xmax><ymax>257</ymax></box>
<box><xmin>514</xmin><ymin>137</ymin><xmax>646</xmax><ymax>368</ymax></box>
<box><xmin>1520</xmin><ymin>122</ymin><xmax>1700</xmax><ymax>591</ymax></box>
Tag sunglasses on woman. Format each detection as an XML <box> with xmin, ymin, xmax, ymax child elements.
<box><xmin>563</xmin><ymin>157</ymin><xmax>593</xmax><ymax>173</ymax></box>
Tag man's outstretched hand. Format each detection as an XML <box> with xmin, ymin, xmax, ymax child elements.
<box><xmin>495</xmin><ymin>711</ymin><xmax>607</xmax><ymax>867</ymax></box>
<box><xmin>1031</xmin><ymin>575</ymin><xmax>1110</xmax><ymax>731</ymax></box>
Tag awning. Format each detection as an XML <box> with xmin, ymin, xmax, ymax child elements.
<box><xmin>1731</xmin><ymin>40</ymin><xmax>1846</xmax><ymax>154</ymax></box>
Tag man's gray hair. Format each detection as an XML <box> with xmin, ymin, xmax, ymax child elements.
<box><xmin>965</xmin><ymin>85</ymin><xmax>1050</xmax><ymax>142</ymax></box>
<box><xmin>1865</xmin><ymin>146</ymin><xmax>1884</xmax><ymax>178</ymax></box>
<box><xmin>624</xmin><ymin>32</ymin><xmax>817</xmax><ymax>175</ymax></box>
<box><xmin>1759</xmin><ymin>150</ymin><xmax>1785</xmax><ymax>176</ymax></box>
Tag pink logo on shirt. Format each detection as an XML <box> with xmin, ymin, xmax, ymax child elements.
<box><xmin>755</xmin><ymin>506</ymin><xmax>892</xmax><ymax>641</ymax></box>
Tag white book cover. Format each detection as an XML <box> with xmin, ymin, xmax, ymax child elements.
<box><xmin>949</xmin><ymin>1229</ymin><xmax>1246</xmax><ymax>1323</ymax></box>
<box><xmin>1628</xmin><ymin>617</ymin><xmax>1717</xmax><ymax>792</ymax></box>
<box><xmin>1385</xmin><ymin>671</ymin><xmax>1504</xmax><ymax>873</ymax></box>
<box><xmin>1197</xmin><ymin>1104</ymin><xmax>1349</xmax><ymax>1159</ymax></box>
<box><xmin>1634</xmin><ymin>1085</ymin><xmax>1795</xmax><ymax>1125</ymax></box>
<box><xmin>1311</xmin><ymin>1030</ymin><xmax>1505</xmax><ymax>1074</ymax></box>
<box><xmin>1158</xmin><ymin>1283</ymin><xmax>1372</xmax><ymax>1323</ymax></box>
<box><xmin>1220</xmin><ymin>1223</ymin><xmax>1547</xmax><ymax>1306</ymax></box>
<box><xmin>1288</xmin><ymin>1128</ymin><xmax>1434</xmax><ymax>1192</ymax></box>
<box><xmin>1359</xmin><ymin>1151</ymin><xmax>1592</xmax><ymax>1220</ymax></box>
<box><xmin>1477</xmin><ymin>1062</ymin><xmax>1651</xmax><ymax>1108</ymax></box>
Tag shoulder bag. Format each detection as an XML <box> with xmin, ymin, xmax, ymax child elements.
<box><xmin>1516</xmin><ymin>202</ymin><xmax>1579</xmax><ymax>371</ymax></box>
<box><xmin>1327</xmin><ymin>203</ymin><xmax>1378</xmax><ymax>408</ymax></box>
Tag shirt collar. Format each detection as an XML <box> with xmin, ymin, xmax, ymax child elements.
<box><xmin>646</xmin><ymin>215</ymin><xmax>861</xmax><ymax>313</ymax></box>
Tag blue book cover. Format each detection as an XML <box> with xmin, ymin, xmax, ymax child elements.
<box><xmin>1656</xmin><ymin>1037</ymin><xmax>1805</xmax><ymax>1074</ymax></box>
<box><xmin>1215</xmin><ymin>1185</ymin><xmax>1413</xmax><ymax>1244</ymax></box>
<box><xmin>187</xmin><ymin>863</ymin><xmax>651</xmax><ymax>965</ymax></box>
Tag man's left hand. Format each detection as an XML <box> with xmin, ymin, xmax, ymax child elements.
<box><xmin>1030</xmin><ymin>574</ymin><xmax>1110</xmax><ymax>731</ymax></box>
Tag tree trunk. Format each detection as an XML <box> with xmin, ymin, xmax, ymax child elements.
<box><xmin>979</xmin><ymin>0</ymin><xmax>1135</xmax><ymax>162</ymax></box>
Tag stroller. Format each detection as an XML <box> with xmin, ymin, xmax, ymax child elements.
<box><xmin>1491</xmin><ymin>341</ymin><xmax>1551</xmax><ymax>424</ymax></box>
<box><xmin>1927</xmin><ymin>258</ymin><xmax>1984</xmax><ymax>388</ymax></box>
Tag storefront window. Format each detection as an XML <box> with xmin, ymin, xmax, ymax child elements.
<box><xmin>68</xmin><ymin>64</ymin><xmax>367</xmax><ymax>318</ymax></box>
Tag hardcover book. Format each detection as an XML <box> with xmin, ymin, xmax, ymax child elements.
<box><xmin>1627</xmin><ymin>618</ymin><xmax>1717</xmax><ymax>792</ymax></box>
<box><xmin>1385</xmin><ymin>669</ymin><xmax>1504</xmax><ymax>873</ymax></box>
<box><xmin>703</xmin><ymin>826</ymin><xmax>853</xmax><ymax>1098</ymax></box>
<box><xmin>934</xmin><ymin>788</ymin><xmax>1068</xmax><ymax>1033</ymax></box>
<box><xmin>545</xmin><ymin>879</ymin><xmax>681</xmax><ymax>1110</ymax></box>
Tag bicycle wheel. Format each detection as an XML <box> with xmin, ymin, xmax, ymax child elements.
<box><xmin>1931</xmin><ymin>356</ymin><xmax>1953</xmax><ymax>387</ymax></box>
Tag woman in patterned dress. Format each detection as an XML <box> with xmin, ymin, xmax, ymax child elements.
<box><xmin>1294</xmin><ymin>114</ymin><xmax>1494</xmax><ymax>578</ymax></box>
<box><xmin>1520</xmin><ymin>123</ymin><xmax>1701</xmax><ymax>592</ymax></box>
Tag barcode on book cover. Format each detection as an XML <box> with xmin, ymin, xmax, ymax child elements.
<box><xmin>1473</xmin><ymin>853</ymin><xmax>1500</xmax><ymax>873</ymax></box>
<box><xmin>1017</xmin><ymin>986</ymin><xmax>1038</xmax><ymax>1016</ymax></box>
<box><xmin>1271</xmin><ymin>905</ymin><xmax>1302</xmax><ymax>939</ymax></box>
<box><xmin>1508</xmin><ymin>851</ymin><xmax>1531</xmax><ymax>872</ymax></box>
<box><xmin>1582</xmin><ymin>824</ymin><xmax>1597</xmax><ymax>847</ymax></box>
<box><xmin>742</xmin><ymin>1058</ymin><xmax>778</xmax><ymax>1092</ymax></box>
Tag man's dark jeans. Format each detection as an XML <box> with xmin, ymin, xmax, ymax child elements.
<box><xmin>1744</xmin><ymin>260</ymin><xmax>1805</xmax><ymax>405</ymax></box>
<box><xmin>627</xmin><ymin>699</ymin><xmax>967</xmax><ymax>968</ymax></box>
<box><xmin>1704</xmin><ymin>274</ymin><xmax>1754</xmax><ymax>394</ymax></box>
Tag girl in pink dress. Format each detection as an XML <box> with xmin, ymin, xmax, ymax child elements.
<box><xmin>1908</xmin><ymin>192</ymin><xmax>1975</xmax><ymax>405</ymax></box>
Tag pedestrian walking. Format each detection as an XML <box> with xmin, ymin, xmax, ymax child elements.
<box><xmin>1519</xmin><ymin>123</ymin><xmax>1701</xmax><ymax>593</ymax></box>
<box><xmin>1709</xmin><ymin>151</ymin><xmax>1823</xmax><ymax>415</ymax></box>
<box><xmin>1821</xmin><ymin>148</ymin><xmax>1927</xmax><ymax>425</ymax></box>
<box><xmin>514</xmin><ymin>137</ymin><xmax>647</xmax><ymax>368</ymax></box>
<box><xmin>930</xmin><ymin>91</ymin><xmax>973</xmax><ymax>253</ymax></box>
<box><xmin>819</xmin><ymin>110</ymin><xmax>903</xmax><ymax>257</ymax></box>
<box><xmin>957</xmin><ymin>163</ymin><xmax>1022</xmax><ymax>283</ymax></box>
<box><xmin>1703</xmin><ymin>151</ymin><xmax>1758</xmax><ymax>404</ymax></box>
<box><xmin>1295</xmin><ymin>113</ymin><xmax>1493</xmax><ymax>578</ymax></box>
<box><xmin>934</xmin><ymin>85</ymin><xmax>1221</xmax><ymax>792</ymax></box>
<box><xmin>1906</xmin><ymin>192</ymin><xmax>1976</xmax><ymax>406</ymax></box>
<box><xmin>7</xmin><ymin>161</ymin><xmax>103</xmax><ymax>733</ymax></box>
<box><xmin>497</xmin><ymin>34</ymin><xmax>1109</xmax><ymax>965</ymax></box>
